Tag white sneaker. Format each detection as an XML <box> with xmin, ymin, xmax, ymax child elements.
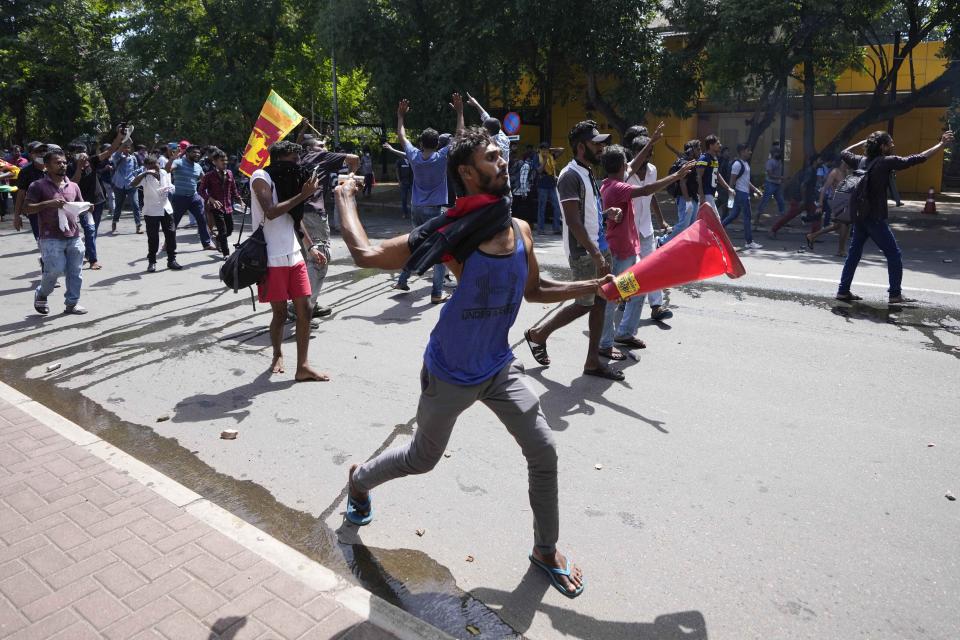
<box><xmin>745</xmin><ymin>242</ymin><xmax>763</xmax><ymax>250</ymax></box>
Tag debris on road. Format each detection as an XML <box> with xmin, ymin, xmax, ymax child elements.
<box><xmin>156</xmin><ymin>414</ymin><xmax>170</xmax><ymax>422</ymax></box>
<box><xmin>416</xmin><ymin>528</ymin><xmax>425</xmax><ymax>537</ymax></box>
<box><xmin>220</xmin><ymin>429</ymin><xmax>238</xmax><ymax>440</ymax></box>
<box><xmin>946</xmin><ymin>491</ymin><xmax>956</xmax><ymax>501</ymax></box>
<box><xmin>595</xmin><ymin>463</ymin><xmax>603</xmax><ymax>470</ymax></box>
<box><xmin>927</xmin><ymin>442</ymin><xmax>936</xmax><ymax>447</ymax></box>
<box><xmin>466</xmin><ymin>625</ymin><xmax>481</xmax><ymax>636</ymax></box>
<box><xmin>46</xmin><ymin>363</ymin><xmax>61</xmax><ymax>372</ymax></box>
<box><xmin>943</xmin><ymin>258</ymin><xmax>953</xmax><ymax>263</ymax></box>
<box><xmin>466</xmin><ymin>555</ymin><xmax>475</xmax><ymax>562</ymax></box>
<box><xmin>443</xmin><ymin>450</ymin><xmax>452</xmax><ymax>458</ymax></box>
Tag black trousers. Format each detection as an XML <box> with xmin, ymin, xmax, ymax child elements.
<box><xmin>211</xmin><ymin>210</ymin><xmax>234</xmax><ymax>256</ymax></box>
<box><xmin>146</xmin><ymin>214</ymin><xmax>177</xmax><ymax>264</ymax></box>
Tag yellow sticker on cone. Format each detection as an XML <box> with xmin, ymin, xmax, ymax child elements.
<box><xmin>615</xmin><ymin>271</ymin><xmax>640</xmax><ymax>298</ymax></box>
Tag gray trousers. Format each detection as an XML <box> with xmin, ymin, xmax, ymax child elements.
<box><xmin>300</xmin><ymin>209</ymin><xmax>331</xmax><ymax>308</ymax></box>
<box><xmin>353</xmin><ymin>359</ymin><xmax>559</xmax><ymax>554</ymax></box>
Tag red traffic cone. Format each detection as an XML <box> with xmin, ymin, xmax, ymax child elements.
<box><xmin>601</xmin><ymin>203</ymin><xmax>747</xmax><ymax>301</ymax></box>
<box><xmin>923</xmin><ymin>187</ymin><xmax>937</xmax><ymax>215</ymax></box>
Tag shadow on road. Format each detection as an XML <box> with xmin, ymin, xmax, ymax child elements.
<box><xmin>473</xmin><ymin>573</ymin><xmax>708</xmax><ymax>640</ymax></box>
<box><xmin>527</xmin><ymin>362</ymin><xmax>668</xmax><ymax>434</ymax></box>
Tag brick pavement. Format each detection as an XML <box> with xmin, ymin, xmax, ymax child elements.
<box><xmin>0</xmin><ymin>394</ymin><xmax>403</xmax><ymax>640</ymax></box>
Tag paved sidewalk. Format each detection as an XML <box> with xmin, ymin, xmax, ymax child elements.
<box><xmin>0</xmin><ymin>392</ymin><xmax>404</xmax><ymax>640</ymax></box>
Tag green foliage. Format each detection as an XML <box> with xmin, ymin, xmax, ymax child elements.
<box><xmin>0</xmin><ymin>0</ymin><xmax>372</xmax><ymax>150</ymax></box>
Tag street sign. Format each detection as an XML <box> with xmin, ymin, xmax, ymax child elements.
<box><xmin>503</xmin><ymin>112</ymin><xmax>521</xmax><ymax>136</ymax></box>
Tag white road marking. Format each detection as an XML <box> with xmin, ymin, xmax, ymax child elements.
<box><xmin>763</xmin><ymin>273</ymin><xmax>960</xmax><ymax>297</ymax></box>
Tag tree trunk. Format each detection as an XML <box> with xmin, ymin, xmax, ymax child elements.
<box><xmin>745</xmin><ymin>80</ymin><xmax>783</xmax><ymax>150</ymax></box>
<box><xmin>818</xmin><ymin>61</ymin><xmax>959</xmax><ymax>161</ymax></box>
<box><xmin>802</xmin><ymin>57</ymin><xmax>817</xmax><ymax>203</ymax></box>
<box><xmin>585</xmin><ymin>71</ymin><xmax>627</xmax><ymax>136</ymax></box>
<box><xmin>887</xmin><ymin>31</ymin><xmax>901</xmax><ymax>134</ymax></box>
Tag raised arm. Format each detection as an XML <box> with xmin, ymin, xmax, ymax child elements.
<box><xmin>382</xmin><ymin>143</ymin><xmax>406</xmax><ymax>159</ymax></box>
<box><xmin>96</xmin><ymin>127</ymin><xmax>126</xmax><ymax>162</ymax></box>
<box><xmin>465</xmin><ymin>92</ymin><xmax>487</xmax><ymax>120</ymax></box>
<box><xmin>629</xmin><ymin>161</ymin><xmax>695</xmax><ymax>197</ymax></box>
<box><xmin>334</xmin><ymin>176</ymin><xmax>412</xmax><ymax>270</ymax></box>
<box><xmin>450</xmin><ymin>92</ymin><xmax>465</xmax><ymax>135</ymax></box>
<box><xmin>919</xmin><ymin>131</ymin><xmax>954</xmax><ymax>160</ymax></box>
<box><xmin>625</xmin><ymin>122</ymin><xmax>665</xmax><ymax>179</ymax></box>
<box><xmin>396</xmin><ymin>99</ymin><xmax>410</xmax><ymax>150</ymax></box>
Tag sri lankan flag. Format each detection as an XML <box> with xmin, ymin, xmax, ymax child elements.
<box><xmin>239</xmin><ymin>91</ymin><xmax>303</xmax><ymax>177</ymax></box>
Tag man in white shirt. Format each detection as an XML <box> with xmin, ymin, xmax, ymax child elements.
<box><xmin>131</xmin><ymin>155</ymin><xmax>180</xmax><ymax>272</ymax></box>
<box><xmin>720</xmin><ymin>143</ymin><xmax>764</xmax><ymax>249</ymax></box>
<box><xmin>250</xmin><ymin>141</ymin><xmax>327</xmax><ymax>381</ymax></box>
<box><xmin>626</xmin><ymin>135</ymin><xmax>674</xmax><ymax>321</ymax></box>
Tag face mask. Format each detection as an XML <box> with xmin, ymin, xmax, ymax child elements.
<box><xmin>33</xmin><ymin>156</ymin><xmax>44</xmax><ymax>165</ymax></box>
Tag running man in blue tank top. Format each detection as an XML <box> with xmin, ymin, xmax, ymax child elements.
<box><xmin>334</xmin><ymin>125</ymin><xmax>615</xmax><ymax>599</ymax></box>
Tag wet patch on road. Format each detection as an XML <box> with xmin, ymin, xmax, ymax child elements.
<box><xmin>684</xmin><ymin>282</ymin><xmax>960</xmax><ymax>359</ymax></box>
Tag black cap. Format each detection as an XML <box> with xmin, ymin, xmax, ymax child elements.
<box><xmin>26</xmin><ymin>141</ymin><xmax>46</xmax><ymax>153</ymax></box>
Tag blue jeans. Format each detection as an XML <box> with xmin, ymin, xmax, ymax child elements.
<box><xmin>37</xmin><ymin>236</ymin><xmax>85</xmax><ymax>307</ymax></box>
<box><xmin>721</xmin><ymin>190</ymin><xmax>753</xmax><ymax>244</ymax></box>
<box><xmin>112</xmin><ymin>186</ymin><xmax>142</xmax><ymax>226</ymax></box>
<box><xmin>171</xmin><ymin>193</ymin><xmax>212</xmax><ymax>246</ymax></box>
<box><xmin>537</xmin><ymin>187</ymin><xmax>562</xmax><ymax>232</ymax></box>
<box><xmin>81</xmin><ymin>202</ymin><xmax>104</xmax><ymax>264</ymax></box>
<box><xmin>757</xmin><ymin>181</ymin><xmax>785</xmax><ymax>216</ymax></box>
<box><xmin>397</xmin><ymin>205</ymin><xmax>445</xmax><ymax>296</ymax></box>
<box><xmin>838</xmin><ymin>219</ymin><xmax>903</xmax><ymax>297</ymax></box>
<box><xmin>399</xmin><ymin>182</ymin><xmax>412</xmax><ymax>217</ymax></box>
<box><xmin>660</xmin><ymin>196</ymin><xmax>697</xmax><ymax>245</ymax></box>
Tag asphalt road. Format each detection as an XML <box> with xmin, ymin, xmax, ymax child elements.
<box><xmin>1</xmin><ymin>198</ymin><xmax>958</xmax><ymax>640</ymax></box>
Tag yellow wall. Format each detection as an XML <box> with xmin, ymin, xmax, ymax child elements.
<box><xmin>502</xmin><ymin>42</ymin><xmax>948</xmax><ymax>192</ymax></box>
<box><xmin>790</xmin><ymin>107</ymin><xmax>945</xmax><ymax>192</ymax></box>
<box><xmin>834</xmin><ymin>41</ymin><xmax>947</xmax><ymax>94</ymax></box>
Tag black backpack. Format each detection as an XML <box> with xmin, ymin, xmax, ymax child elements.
<box><xmin>832</xmin><ymin>157</ymin><xmax>879</xmax><ymax>224</ymax></box>
<box><xmin>666</xmin><ymin>158</ymin><xmax>685</xmax><ymax>198</ymax></box>
<box><xmin>219</xmin><ymin>203</ymin><xmax>268</xmax><ymax>309</ymax></box>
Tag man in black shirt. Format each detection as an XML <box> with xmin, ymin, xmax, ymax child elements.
<box><xmin>68</xmin><ymin>128</ymin><xmax>124</xmax><ymax>269</ymax></box>
<box><xmin>836</xmin><ymin>129</ymin><xmax>954</xmax><ymax>304</ymax></box>
<box><xmin>13</xmin><ymin>142</ymin><xmax>48</xmax><ymax>240</ymax></box>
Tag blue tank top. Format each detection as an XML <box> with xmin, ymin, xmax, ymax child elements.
<box><xmin>425</xmin><ymin>222</ymin><xmax>528</xmax><ymax>385</ymax></box>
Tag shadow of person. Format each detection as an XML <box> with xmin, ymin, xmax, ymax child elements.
<box><xmin>208</xmin><ymin>616</ymin><xmax>246</xmax><ymax>639</ymax></box>
<box><xmin>527</xmin><ymin>366</ymin><xmax>667</xmax><ymax>434</ymax></box>
<box><xmin>172</xmin><ymin>369</ymin><xmax>297</xmax><ymax>425</ymax></box>
<box><xmin>472</xmin><ymin>578</ymin><xmax>708</xmax><ymax>640</ymax></box>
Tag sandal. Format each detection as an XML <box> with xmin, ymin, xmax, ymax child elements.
<box><xmin>529</xmin><ymin>554</ymin><xmax>584</xmax><ymax>599</ymax></box>
<box><xmin>598</xmin><ymin>347</ymin><xmax>626</xmax><ymax>361</ymax></box>
<box><xmin>804</xmin><ymin>234</ymin><xmax>815</xmax><ymax>250</ymax></box>
<box><xmin>835</xmin><ymin>292</ymin><xmax>862</xmax><ymax>302</ymax></box>
<box><xmin>583</xmin><ymin>365</ymin><xmax>625</xmax><ymax>381</ymax></box>
<box><xmin>614</xmin><ymin>336</ymin><xmax>647</xmax><ymax>349</ymax></box>
<box><xmin>33</xmin><ymin>291</ymin><xmax>49</xmax><ymax>315</ymax></box>
<box><xmin>346</xmin><ymin>494</ymin><xmax>373</xmax><ymax>526</ymax></box>
<box><xmin>888</xmin><ymin>295</ymin><xmax>918</xmax><ymax>305</ymax></box>
<box><xmin>524</xmin><ymin>329</ymin><xmax>550</xmax><ymax>366</ymax></box>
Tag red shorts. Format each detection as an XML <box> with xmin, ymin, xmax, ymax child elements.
<box><xmin>258</xmin><ymin>262</ymin><xmax>311</xmax><ymax>303</ymax></box>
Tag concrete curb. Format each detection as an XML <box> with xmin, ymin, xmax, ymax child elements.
<box><xmin>0</xmin><ymin>380</ymin><xmax>454</xmax><ymax>640</ymax></box>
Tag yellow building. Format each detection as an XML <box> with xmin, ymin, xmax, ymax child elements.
<box><xmin>508</xmin><ymin>42</ymin><xmax>950</xmax><ymax>193</ymax></box>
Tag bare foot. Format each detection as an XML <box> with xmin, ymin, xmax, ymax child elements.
<box><xmin>532</xmin><ymin>547</ymin><xmax>584</xmax><ymax>596</ymax></box>
<box><xmin>295</xmin><ymin>365</ymin><xmax>330</xmax><ymax>382</ymax></box>
<box><xmin>348</xmin><ymin>464</ymin><xmax>368</xmax><ymax>502</ymax></box>
<box><xmin>270</xmin><ymin>354</ymin><xmax>284</xmax><ymax>374</ymax></box>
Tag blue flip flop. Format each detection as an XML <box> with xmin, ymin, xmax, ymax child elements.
<box><xmin>529</xmin><ymin>554</ymin><xmax>585</xmax><ymax>599</ymax></box>
<box><xmin>346</xmin><ymin>494</ymin><xmax>373</xmax><ymax>526</ymax></box>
